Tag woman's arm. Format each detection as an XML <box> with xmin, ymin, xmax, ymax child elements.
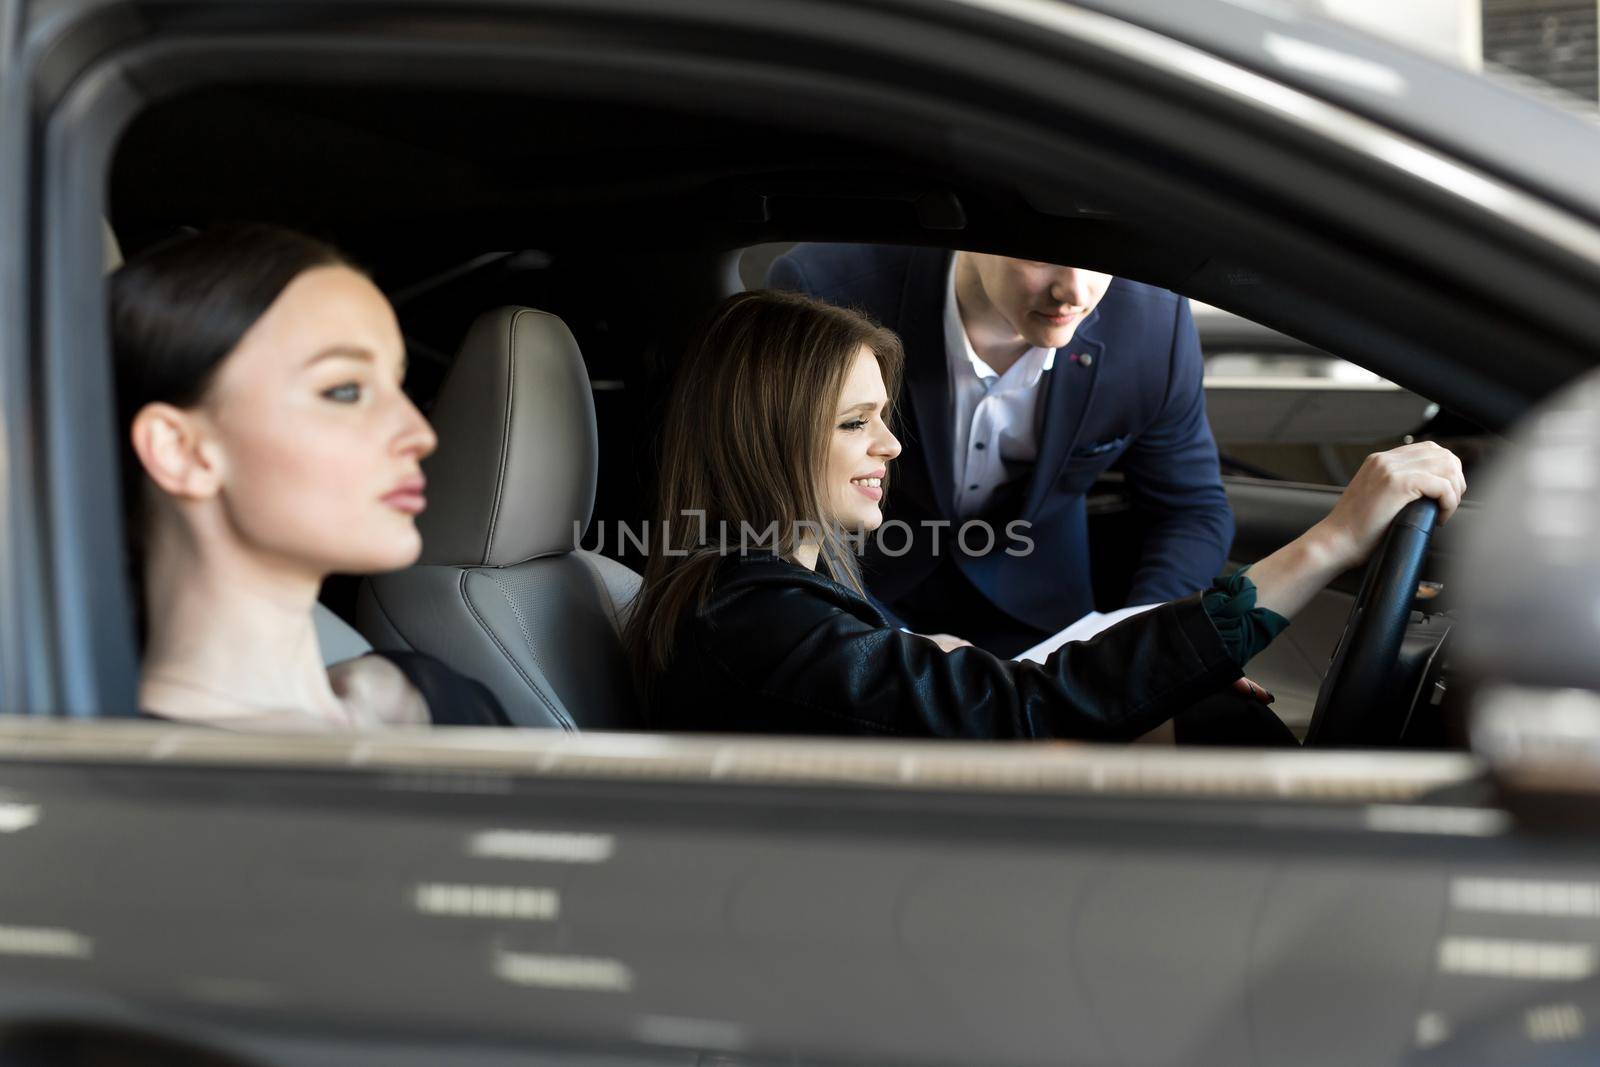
<box><xmin>693</xmin><ymin>576</ymin><xmax>1238</xmax><ymax>741</ymax></box>
<box><xmin>925</xmin><ymin>443</ymin><xmax>1466</xmax><ymax>650</ymax></box>
<box><xmin>681</xmin><ymin>444</ymin><xmax>1464</xmax><ymax>741</ymax></box>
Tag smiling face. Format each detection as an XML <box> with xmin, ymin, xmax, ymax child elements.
<box><xmin>184</xmin><ymin>265</ymin><xmax>437</xmax><ymax>575</ymax></box>
<box><xmin>966</xmin><ymin>253</ymin><xmax>1114</xmax><ymax>350</ymax></box>
<box><xmin>823</xmin><ymin>345</ymin><xmax>902</xmax><ymax>533</ymax></box>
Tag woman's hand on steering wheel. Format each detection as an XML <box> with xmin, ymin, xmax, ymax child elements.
<box><xmin>1310</xmin><ymin>441</ymin><xmax>1467</xmax><ymax>573</ymax></box>
<box><xmin>1247</xmin><ymin>442</ymin><xmax>1465</xmax><ymax>622</ymax></box>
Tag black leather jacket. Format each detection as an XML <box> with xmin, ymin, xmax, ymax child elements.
<box><xmin>647</xmin><ymin>553</ymin><xmax>1243</xmax><ymax>740</ymax></box>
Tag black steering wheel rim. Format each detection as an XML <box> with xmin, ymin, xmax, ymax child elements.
<box><xmin>1303</xmin><ymin>498</ymin><xmax>1439</xmax><ymax>748</ymax></box>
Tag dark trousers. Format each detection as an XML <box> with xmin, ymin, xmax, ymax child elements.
<box><xmin>1174</xmin><ymin>691</ymin><xmax>1299</xmax><ymax>746</ymax></box>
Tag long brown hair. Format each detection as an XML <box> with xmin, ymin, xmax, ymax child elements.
<box><xmin>625</xmin><ymin>288</ymin><xmax>905</xmax><ymax>688</ymax></box>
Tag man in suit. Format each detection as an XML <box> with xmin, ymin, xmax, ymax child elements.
<box><xmin>768</xmin><ymin>244</ymin><xmax>1233</xmax><ymax>657</ymax></box>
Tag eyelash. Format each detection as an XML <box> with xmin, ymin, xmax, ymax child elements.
<box><xmin>839</xmin><ymin>418</ymin><xmax>868</xmax><ymax>431</ymax></box>
<box><xmin>322</xmin><ymin>382</ymin><xmax>364</xmax><ymax>404</ymax></box>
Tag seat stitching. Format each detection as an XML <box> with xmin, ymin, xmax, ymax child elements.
<box><xmin>483</xmin><ymin>569</ymin><xmax>594</xmax><ymax>717</ymax></box>
<box><xmin>481</xmin><ymin>310</ymin><xmax>522</xmax><ymax>565</ymax></box>
<box><xmin>363</xmin><ymin>583</ymin><xmax>418</xmax><ymax>652</ymax></box>
<box><xmin>487</xmin><ymin>570</ymin><xmax>547</xmax><ymax>675</ymax></box>
<box><xmin>458</xmin><ymin>569</ymin><xmax>574</xmax><ymax>730</ymax></box>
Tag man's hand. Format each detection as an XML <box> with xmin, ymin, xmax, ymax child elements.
<box><xmin>920</xmin><ymin>633</ymin><xmax>973</xmax><ymax>653</ymax></box>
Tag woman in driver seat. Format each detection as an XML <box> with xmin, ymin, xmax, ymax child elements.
<box><xmin>627</xmin><ymin>289</ymin><xmax>1465</xmax><ymax>742</ymax></box>
<box><xmin>114</xmin><ymin>223</ymin><xmax>507</xmax><ymax>729</ymax></box>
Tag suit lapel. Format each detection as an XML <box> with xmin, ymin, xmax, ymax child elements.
<box><xmin>1020</xmin><ymin>323</ymin><xmax>1105</xmax><ymax>521</ymax></box>
<box><xmin>899</xmin><ymin>248</ymin><xmax>957</xmax><ymax>518</ymax></box>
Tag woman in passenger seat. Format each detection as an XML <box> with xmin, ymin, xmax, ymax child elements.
<box><xmin>626</xmin><ymin>289</ymin><xmax>1465</xmax><ymax>743</ymax></box>
<box><xmin>114</xmin><ymin>224</ymin><xmax>506</xmax><ymax>729</ymax></box>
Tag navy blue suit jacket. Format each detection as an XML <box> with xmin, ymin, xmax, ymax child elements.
<box><xmin>768</xmin><ymin>244</ymin><xmax>1233</xmax><ymax>639</ymax></box>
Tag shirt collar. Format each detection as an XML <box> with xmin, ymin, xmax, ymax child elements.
<box><xmin>944</xmin><ymin>258</ymin><xmax>1055</xmax><ymax>387</ymax></box>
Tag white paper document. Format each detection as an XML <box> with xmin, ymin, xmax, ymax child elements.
<box><xmin>1013</xmin><ymin>602</ymin><xmax>1162</xmax><ymax>664</ymax></box>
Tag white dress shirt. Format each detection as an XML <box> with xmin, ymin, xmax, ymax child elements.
<box><xmin>944</xmin><ymin>262</ymin><xmax>1056</xmax><ymax>518</ymax></box>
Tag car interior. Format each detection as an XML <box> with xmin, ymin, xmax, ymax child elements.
<box><xmin>94</xmin><ymin>75</ymin><xmax>1571</xmax><ymax>746</ymax></box>
<box><xmin>15</xmin><ymin>6</ymin><xmax>1600</xmax><ymax>1063</ymax></box>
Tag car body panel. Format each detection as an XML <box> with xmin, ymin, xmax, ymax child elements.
<box><xmin>1064</xmin><ymin>0</ymin><xmax>1600</xmax><ymax>226</ymax></box>
<box><xmin>0</xmin><ymin>721</ymin><xmax>1555</xmax><ymax>1066</ymax></box>
<box><xmin>5</xmin><ymin>1</ymin><xmax>1600</xmax><ymax>1062</ymax></box>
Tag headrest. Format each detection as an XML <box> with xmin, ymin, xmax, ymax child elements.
<box><xmin>415</xmin><ymin>307</ymin><xmax>597</xmax><ymax>567</ymax></box>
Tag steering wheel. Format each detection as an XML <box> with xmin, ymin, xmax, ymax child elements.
<box><xmin>1303</xmin><ymin>498</ymin><xmax>1439</xmax><ymax>747</ymax></box>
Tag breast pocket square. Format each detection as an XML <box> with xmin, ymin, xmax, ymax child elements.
<box><xmin>1070</xmin><ymin>434</ymin><xmax>1129</xmax><ymax>459</ymax></box>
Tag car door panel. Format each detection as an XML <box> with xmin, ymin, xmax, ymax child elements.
<box><xmin>0</xmin><ymin>726</ymin><xmax>1566</xmax><ymax>1067</ymax></box>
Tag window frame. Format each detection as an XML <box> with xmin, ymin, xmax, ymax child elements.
<box><xmin>14</xmin><ymin>0</ymin><xmax>1600</xmax><ymax>717</ymax></box>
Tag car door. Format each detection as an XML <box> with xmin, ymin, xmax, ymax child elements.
<box><xmin>8</xmin><ymin>2</ymin><xmax>1600</xmax><ymax>1064</ymax></box>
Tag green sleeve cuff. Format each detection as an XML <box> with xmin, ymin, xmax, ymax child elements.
<box><xmin>1201</xmin><ymin>568</ymin><xmax>1290</xmax><ymax>667</ymax></box>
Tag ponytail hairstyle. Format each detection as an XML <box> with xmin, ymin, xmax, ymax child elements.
<box><xmin>110</xmin><ymin>223</ymin><xmax>352</xmax><ymax>639</ymax></box>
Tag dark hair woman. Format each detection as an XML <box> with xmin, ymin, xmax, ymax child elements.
<box><xmin>627</xmin><ymin>288</ymin><xmax>1466</xmax><ymax>742</ymax></box>
<box><xmin>113</xmin><ymin>223</ymin><xmax>505</xmax><ymax>729</ymax></box>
